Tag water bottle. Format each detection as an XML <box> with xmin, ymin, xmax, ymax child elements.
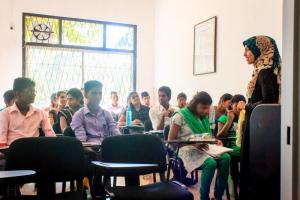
<box><xmin>126</xmin><ymin>106</ymin><xmax>132</xmax><ymax>126</ymax></box>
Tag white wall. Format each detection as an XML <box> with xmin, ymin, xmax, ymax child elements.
<box><xmin>154</xmin><ymin>0</ymin><xmax>283</xmax><ymax>104</ymax></box>
<box><xmin>0</xmin><ymin>0</ymin><xmax>284</xmax><ymax>107</ymax></box>
<box><xmin>0</xmin><ymin>0</ymin><xmax>155</xmax><ymax>107</ymax></box>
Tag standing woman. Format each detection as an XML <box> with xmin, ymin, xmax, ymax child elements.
<box><xmin>239</xmin><ymin>35</ymin><xmax>281</xmax><ymax>199</ymax></box>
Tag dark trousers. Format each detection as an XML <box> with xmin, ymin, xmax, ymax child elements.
<box><xmin>83</xmin><ymin>147</ymin><xmax>104</xmax><ymax>198</ymax></box>
<box><xmin>239</xmin><ymin>112</ymin><xmax>250</xmax><ymax>200</ymax></box>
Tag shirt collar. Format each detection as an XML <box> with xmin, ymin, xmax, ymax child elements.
<box><xmin>83</xmin><ymin>106</ymin><xmax>103</xmax><ymax>116</ymax></box>
<box><xmin>9</xmin><ymin>103</ymin><xmax>37</xmax><ymax>116</ymax></box>
<box><xmin>159</xmin><ymin>104</ymin><xmax>172</xmax><ymax>111</ymax></box>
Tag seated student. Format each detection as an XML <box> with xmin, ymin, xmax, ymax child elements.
<box><xmin>209</xmin><ymin>93</ymin><xmax>232</xmax><ymax>135</ymax></box>
<box><xmin>149</xmin><ymin>86</ymin><xmax>175</xmax><ymax>130</ymax></box>
<box><xmin>52</xmin><ymin>91</ymin><xmax>68</xmax><ymax>133</ymax></box>
<box><xmin>71</xmin><ymin>80</ymin><xmax>120</xmax><ymax>145</ymax></box>
<box><xmin>1</xmin><ymin>90</ymin><xmax>16</xmax><ymax>111</ymax></box>
<box><xmin>118</xmin><ymin>92</ymin><xmax>150</xmax><ymax>125</ymax></box>
<box><xmin>105</xmin><ymin>91</ymin><xmax>124</xmax><ymax>122</ymax></box>
<box><xmin>59</xmin><ymin>88</ymin><xmax>84</xmax><ymax>133</ymax></box>
<box><xmin>169</xmin><ymin>92</ymin><xmax>230</xmax><ymax>200</ymax></box>
<box><xmin>46</xmin><ymin>93</ymin><xmax>58</xmax><ymax>125</ymax></box>
<box><xmin>141</xmin><ymin>91</ymin><xmax>151</xmax><ymax>107</ymax></box>
<box><xmin>217</xmin><ymin>94</ymin><xmax>246</xmax><ymax>157</ymax></box>
<box><xmin>0</xmin><ymin>78</ymin><xmax>55</xmax><ymax>146</ymax></box>
<box><xmin>56</xmin><ymin>91</ymin><xmax>67</xmax><ymax>112</ymax></box>
<box><xmin>175</xmin><ymin>92</ymin><xmax>187</xmax><ymax>110</ymax></box>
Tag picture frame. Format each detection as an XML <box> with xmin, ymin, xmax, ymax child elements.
<box><xmin>193</xmin><ymin>16</ymin><xmax>217</xmax><ymax>75</ymax></box>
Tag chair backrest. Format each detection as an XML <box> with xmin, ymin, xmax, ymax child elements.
<box><xmin>63</xmin><ymin>127</ymin><xmax>75</xmax><ymax>137</ymax></box>
<box><xmin>6</xmin><ymin>137</ymin><xmax>86</xmax><ymax>183</ymax></box>
<box><xmin>101</xmin><ymin>134</ymin><xmax>167</xmax><ymax>172</ymax></box>
<box><xmin>249</xmin><ymin>104</ymin><xmax>280</xmax><ymax>200</ymax></box>
<box><xmin>163</xmin><ymin>125</ymin><xmax>170</xmax><ymax>140</ymax></box>
<box><xmin>144</xmin><ymin>119</ymin><xmax>153</xmax><ymax>131</ymax></box>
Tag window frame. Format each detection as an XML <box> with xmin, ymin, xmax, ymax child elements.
<box><xmin>22</xmin><ymin>12</ymin><xmax>137</xmax><ymax>91</ymax></box>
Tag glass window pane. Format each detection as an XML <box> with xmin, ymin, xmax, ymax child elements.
<box><xmin>25</xmin><ymin>16</ymin><xmax>59</xmax><ymax>44</ymax></box>
<box><xmin>62</xmin><ymin>20</ymin><xmax>103</xmax><ymax>47</ymax></box>
<box><xmin>26</xmin><ymin>46</ymin><xmax>83</xmax><ymax>107</ymax></box>
<box><xmin>84</xmin><ymin>52</ymin><xmax>133</xmax><ymax>105</ymax></box>
<box><xmin>106</xmin><ymin>25</ymin><xmax>134</xmax><ymax>50</ymax></box>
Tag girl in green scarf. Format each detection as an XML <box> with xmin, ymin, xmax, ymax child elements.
<box><xmin>169</xmin><ymin>92</ymin><xmax>230</xmax><ymax>200</ymax></box>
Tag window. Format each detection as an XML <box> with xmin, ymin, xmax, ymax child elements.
<box><xmin>23</xmin><ymin>13</ymin><xmax>137</xmax><ymax>107</ymax></box>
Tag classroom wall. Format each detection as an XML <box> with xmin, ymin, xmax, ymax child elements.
<box><xmin>153</xmin><ymin>0</ymin><xmax>283</xmax><ymax>104</ymax></box>
<box><xmin>0</xmin><ymin>0</ymin><xmax>284</xmax><ymax>107</ymax></box>
<box><xmin>0</xmin><ymin>0</ymin><xmax>155</xmax><ymax>107</ymax></box>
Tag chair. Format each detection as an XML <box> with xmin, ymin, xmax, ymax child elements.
<box><xmin>247</xmin><ymin>104</ymin><xmax>281</xmax><ymax>200</ymax></box>
<box><xmin>63</xmin><ymin>127</ymin><xmax>75</xmax><ymax>137</ymax></box>
<box><xmin>5</xmin><ymin>137</ymin><xmax>87</xmax><ymax>200</ymax></box>
<box><xmin>93</xmin><ymin>134</ymin><xmax>194</xmax><ymax>200</ymax></box>
<box><xmin>144</xmin><ymin>119</ymin><xmax>153</xmax><ymax>132</ymax></box>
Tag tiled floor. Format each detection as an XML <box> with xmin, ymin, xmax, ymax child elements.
<box><xmin>20</xmin><ymin>172</ymin><xmax>236</xmax><ymax>200</ymax></box>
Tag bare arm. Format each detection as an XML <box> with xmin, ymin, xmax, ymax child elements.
<box><xmin>168</xmin><ymin>123</ymin><xmax>181</xmax><ymax>140</ymax></box>
<box><xmin>60</xmin><ymin>115</ymin><xmax>68</xmax><ymax>133</ymax></box>
<box><xmin>156</xmin><ymin>114</ymin><xmax>165</xmax><ymax>130</ymax></box>
<box><xmin>217</xmin><ymin>120</ymin><xmax>233</xmax><ymax>137</ymax></box>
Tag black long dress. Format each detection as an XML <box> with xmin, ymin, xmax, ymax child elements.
<box><xmin>239</xmin><ymin>68</ymin><xmax>279</xmax><ymax>200</ymax></box>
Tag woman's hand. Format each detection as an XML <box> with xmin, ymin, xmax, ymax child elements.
<box><xmin>216</xmin><ymin>139</ymin><xmax>223</xmax><ymax>146</ymax></box>
<box><xmin>132</xmin><ymin>119</ymin><xmax>142</xmax><ymax>125</ymax></box>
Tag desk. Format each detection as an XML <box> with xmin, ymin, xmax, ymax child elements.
<box><xmin>119</xmin><ymin>125</ymin><xmax>145</xmax><ymax>135</ymax></box>
<box><xmin>166</xmin><ymin>139</ymin><xmax>217</xmax><ymax>145</ymax></box>
<box><xmin>0</xmin><ymin>170</ymin><xmax>36</xmax><ymax>197</ymax></box>
<box><xmin>144</xmin><ymin>130</ymin><xmax>164</xmax><ymax>139</ymax></box>
<box><xmin>92</xmin><ymin>161</ymin><xmax>159</xmax><ymax>176</ymax></box>
<box><xmin>82</xmin><ymin>142</ymin><xmax>100</xmax><ymax>148</ymax></box>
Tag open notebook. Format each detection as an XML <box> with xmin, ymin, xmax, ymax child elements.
<box><xmin>204</xmin><ymin>144</ymin><xmax>233</xmax><ymax>158</ymax></box>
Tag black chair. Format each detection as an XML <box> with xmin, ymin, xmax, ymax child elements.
<box><xmin>5</xmin><ymin>137</ymin><xmax>87</xmax><ymax>200</ymax></box>
<box><xmin>144</xmin><ymin>119</ymin><xmax>153</xmax><ymax>132</ymax></box>
<box><xmin>93</xmin><ymin>134</ymin><xmax>193</xmax><ymax>200</ymax></box>
<box><xmin>247</xmin><ymin>104</ymin><xmax>281</xmax><ymax>200</ymax></box>
<box><xmin>63</xmin><ymin>127</ymin><xmax>75</xmax><ymax>137</ymax></box>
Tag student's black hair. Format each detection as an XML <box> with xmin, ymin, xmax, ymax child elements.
<box><xmin>141</xmin><ymin>91</ymin><xmax>149</xmax><ymax>98</ymax></box>
<box><xmin>158</xmin><ymin>86</ymin><xmax>172</xmax><ymax>99</ymax></box>
<box><xmin>111</xmin><ymin>91</ymin><xmax>118</xmax><ymax>96</ymax></box>
<box><xmin>126</xmin><ymin>91</ymin><xmax>139</xmax><ymax>108</ymax></box>
<box><xmin>232</xmin><ymin>94</ymin><xmax>246</xmax><ymax>104</ymax></box>
<box><xmin>56</xmin><ymin>90</ymin><xmax>67</xmax><ymax>98</ymax></box>
<box><xmin>218</xmin><ymin>93</ymin><xmax>233</xmax><ymax>104</ymax></box>
<box><xmin>84</xmin><ymin>80</ymin><xmax>103</xmax><ymax>94</ymax></box>
<box><xmin>50</xmin><ymin>93</ymin><xmax>57</xmax><ymax>102</ymax></box>
<box><xmin>127</xmin><ymin>91</ymin><xmax>139</xmax><ymax>102</ymax></box>
<box><xmin>13</xmin><ymin>77</ymin><xmax>35</xmax><ymax>92</ymax></box>
<box><xmin>67</xmin><ymin>88</ymin><xmax>84</xmax><ymax>105</ymax></box>
<box><xmin>3</xmin><ymin>90</ymin><xmax>15</xmax><ymax>104</ymax></box>
<box><xmin>187</xmin><ymin>91</ymin><xmax>212</xmax><ymax>115</ymax></box>
<box><xmin>177</xmin><ymin>92</ymin><xmax>187</xmax><ymax>100</ymax></box>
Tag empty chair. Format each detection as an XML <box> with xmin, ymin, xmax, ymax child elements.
<box><xmin>6</xmin><ymin>137</ymin><xmax>87</xmax><ymax>200</ymax></box>
<box><xmin>96</xmin><ymin>134</ymin><xmax>194</xmax><ymax>200</ymax></box>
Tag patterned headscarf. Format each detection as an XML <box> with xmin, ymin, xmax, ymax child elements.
<box><xmin>243</xmin><ymin>36</ymin><xmax>281</xmax><ymax>102</ymax></box>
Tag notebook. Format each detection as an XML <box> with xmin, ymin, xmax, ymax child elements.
<box><xmin>204</xmin><ymin>144</ymin><xmax>233</xmax><ymax>158</ymax></box>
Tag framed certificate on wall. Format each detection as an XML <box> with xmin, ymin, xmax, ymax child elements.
<box><xmin>193</xmin><ymin>16</ymin><xmax>217</xmax><ymax>75</ymax></box>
